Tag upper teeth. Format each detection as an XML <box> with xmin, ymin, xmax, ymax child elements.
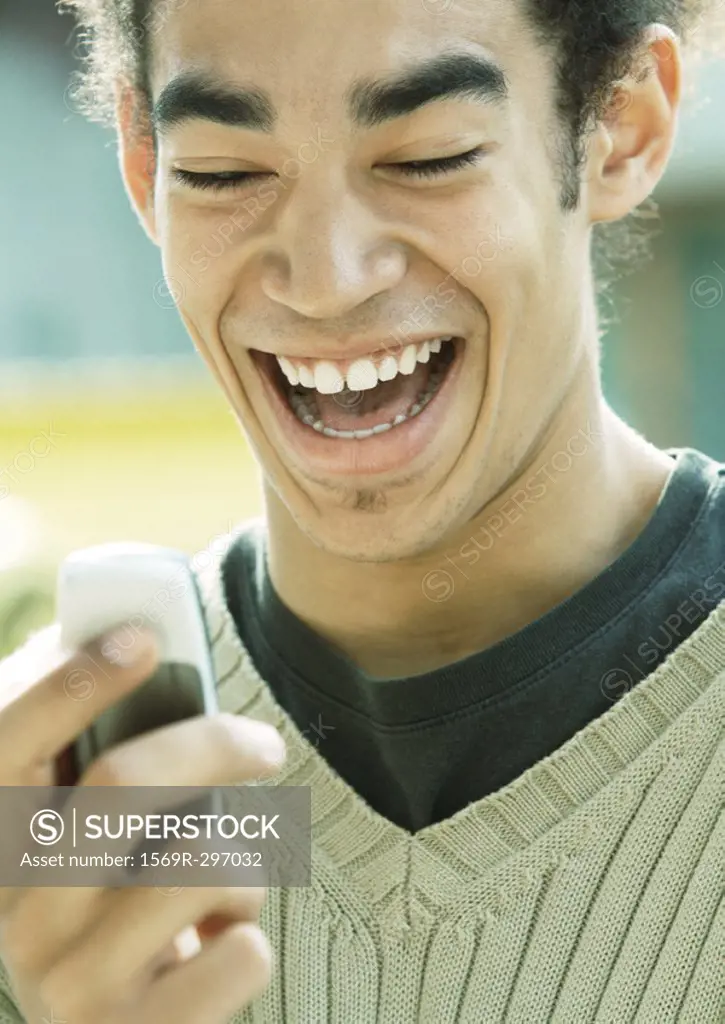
<box><xmin>276</xmin><ymin>337</ymin><xmax>452</xmax><ymax>394</ymax></box>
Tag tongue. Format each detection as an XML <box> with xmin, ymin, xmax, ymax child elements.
<box><xmin>315</xmin><ymin>362</ymin><xmax>430</xmax><ymax>431</ymax></box>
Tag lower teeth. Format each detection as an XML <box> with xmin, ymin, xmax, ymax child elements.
<box><xmin>289</xmin><ymin>369</ymin><xmax>446</xmax><ymax>439</ymax></box>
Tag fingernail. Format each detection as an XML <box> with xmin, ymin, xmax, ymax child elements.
<box><xmin>259</xmin><ymin>724</ymin><xmax>287</xmax><ymax>764</ymax></box>
<box><xmin>100</xmin><ymin>624</ymin><xmax>157</xmax><ymax>666</ymax></box>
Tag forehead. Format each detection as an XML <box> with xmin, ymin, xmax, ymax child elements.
<box><xmin>147</xmin><ymin>0</ymin><xmax>552</xmax><ymax>126</ymax></box>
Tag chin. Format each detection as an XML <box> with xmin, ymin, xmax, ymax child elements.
<box><xmin>276</xmin><ymin>478</ymin><xmax>472</xmax><ymax>564</ymax></box>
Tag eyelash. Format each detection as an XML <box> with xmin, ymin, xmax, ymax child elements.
<box><xmin>173</xmin><ymin>147</ymin><xmax>485</xmax><ymax>192</ymax></box>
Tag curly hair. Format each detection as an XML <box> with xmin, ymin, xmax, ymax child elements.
<box><xmin>57</xmin><ymin>0</ymin><xmax>725</xmax><ymax>288</ymax></box>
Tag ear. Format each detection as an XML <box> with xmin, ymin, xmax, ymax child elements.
<box><xmin>586</xmin><ymin>24</ymin><xmax>682</xmax><ymax>224</ymax></box>
<box><xmin>114</xmin><ymin>80</ymin><xmax>159</xmax><ymax>246</ymax></box>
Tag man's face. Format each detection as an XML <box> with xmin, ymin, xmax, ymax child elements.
<box><xmin>139</xmin><ymin>0</ymin><xmax>596</xmax><ymax>561</ymax></box>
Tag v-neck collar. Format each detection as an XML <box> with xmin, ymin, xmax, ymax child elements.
<box><xmin>195</xmin><ymin>523</ymin><xmax>725</xmax><ymax>935</ymax></box>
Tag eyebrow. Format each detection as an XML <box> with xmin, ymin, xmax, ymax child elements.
<box><xmin>152</xmin><ymin>74</ymin><xmax>276</xmax><ymax>134</ymax></box>
<box><xmin>347</xmin><ymin>52</ymin><xmax>508</xmax><ymax>128</ymax></box>
<box><xmin>152</xmin><ymin>52</ymin><xmax>508</xmax><ymax>135</ymax></box>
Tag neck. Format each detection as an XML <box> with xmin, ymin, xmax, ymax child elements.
<box><xmin>263</xmin><ymin>369</ymin><xmax>675</xmax><ymax>679</ymax></box>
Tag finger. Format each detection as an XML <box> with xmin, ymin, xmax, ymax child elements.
<box><xmin>41</xmin><ymin>886</ymin><xmax>266</xmax><ymax>1013</ymax></box>
<box><xmin>90</xmin><ymin>885</ymin><xmax>265</xmax><ymax>992</ymax></box>
<box><xmin>171</xmin><ymin>924</ymin><xmax>203</xmax><ymax>963</ymax></box>
<box><xmin>4</xmin><ymin>706</ymin><xmax>283</xmax><ymax>963</ymax></box>
<box><xmin>80</xmin><ymin>711</ymin><xmax>286</xmax><ymax>789</ymax></box>
<box><xmin>0</xmin><ymin>884</ymin><xmax>116</xmax><ymax>980</ymax></box>
<box><xmin>3</xmin><ymin>832</ymin><xmax>220</xmax><ymax>974</ymax></box>
<box><xmin>146</xmin><ymin>925</ymin><xmax>203</xmax><ymax>981</ymax></box>
<box><xmin>144</xmin><ymin>922</ymin><xmax>273</xmax><ymax>1023</ymax></box>
<box><xmin>0</xmin><ymin>623</ymin><xmax>159</xmax><ymax>772</ymax></box>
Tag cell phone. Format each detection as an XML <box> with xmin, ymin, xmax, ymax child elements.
<box><xmin>54</xmin><ymin>542</ymin><xmax>219</xmax><ymax>785</ymax></box>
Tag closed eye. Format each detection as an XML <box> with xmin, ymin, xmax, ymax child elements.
<box><xmin>172</xmin><ymin>168</ymin><xmax>268</xmax><ymax>192</ymax></box>
<box><xmin>172</xmin><ymin>147</ymin><xmax>486</xmax><ymax>193</ymax></box>
<box><xmin>384</xmin><ymin>147</ymin><xmax>486</xmax><ymax>178</ymax></box>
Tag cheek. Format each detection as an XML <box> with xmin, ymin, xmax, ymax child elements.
<box><xmin>485</xmin><ymin>231</ymin><xmax>586</xmax><ymax>438</ymax></box>
<box><xmin>420</xmin><ymin>179</ymin><xmax>543</xmax><ymax>309</ymax></box>
<box><xmin>455</xmin><ymin>184</ymin><xmax>574</xmax><ymax>334</ymax></box>
<box><xmin>157</xmin><ymin>197</ymin><xmax>249</xmax><ymax>318</ymax></box>
<box><xmin>446</xmin><ymin>192</ymin><xmax>581</xmax><ymax>425</ymax></box>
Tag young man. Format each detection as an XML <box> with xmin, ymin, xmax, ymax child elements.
<box><xmin>0</xmin><ymin>0</ymin><xmax>724</xmax><ymax>1021</ymax></box>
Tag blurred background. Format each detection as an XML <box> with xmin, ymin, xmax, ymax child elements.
<box><xmin>1</xmin><ymin>1</ymin><xmax>724</xmax><ymax>656</ymax></box>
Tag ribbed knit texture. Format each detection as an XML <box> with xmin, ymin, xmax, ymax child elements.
<box><xmin>202</xmin><ymin>526</ymin><xmax>725</xmax><ymax>1024</ymax></box>
<box><xmin>0</xmin><ymin>522</ymin><xmax>723</xmax><ymax>1022</ymax></box>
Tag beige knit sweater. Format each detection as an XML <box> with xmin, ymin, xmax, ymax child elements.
<box><xmin>1</xmin><ymin>526</ymin><xmax>723</xmax><ymax>1022</ymax></box>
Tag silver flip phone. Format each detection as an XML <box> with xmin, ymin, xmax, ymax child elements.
<box><xmin>55</xmin><ymin>543</ymin><xmax>219</xmax><ymax>782</ymax></box>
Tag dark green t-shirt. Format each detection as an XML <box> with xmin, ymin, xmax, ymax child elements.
<box><xmin>222</xmin><ymin>447</ymin><xmax>725</xmax><ymax>833</ymax></box>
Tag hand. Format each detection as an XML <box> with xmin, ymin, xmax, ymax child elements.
<box><xmin>0</xmin><ymin>623</ymin><xmax>287</xmax><ymax>1023</ymax></box>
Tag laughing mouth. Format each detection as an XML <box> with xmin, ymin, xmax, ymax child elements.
<box><xmin>255</xmin><ymin>336</ymin><xmax>462</xmax><ymax>440</ymax></box>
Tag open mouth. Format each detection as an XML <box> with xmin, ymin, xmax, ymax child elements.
<box><xmin>253</xmin><ymin>336</ymin><xmax>463</xmax><ymax>441</ymax></box>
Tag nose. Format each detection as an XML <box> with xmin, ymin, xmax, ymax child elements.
<box><xmin>259</xmin><ymin>181</ymin><xmax>407</xmax><ymax>320</ymax></box>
